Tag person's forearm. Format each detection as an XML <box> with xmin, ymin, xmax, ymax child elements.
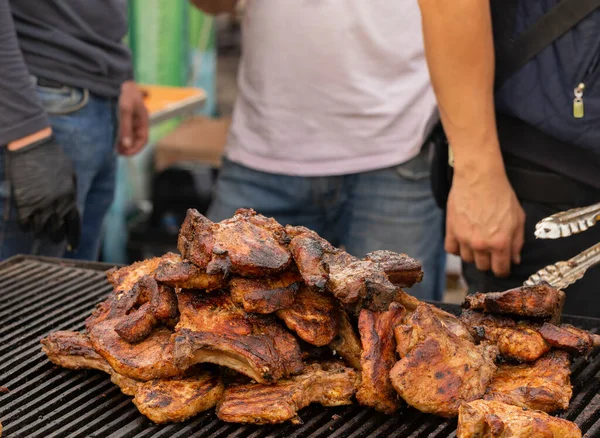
<box><xmin>189</xmin><ymin>0</ymin><xmax>237</xmax><ymax>15</ymax></box>
<box><xmin>418</xmin><ymin>0</ymin><xmax>503</xmax><ymax>173</ymax></box>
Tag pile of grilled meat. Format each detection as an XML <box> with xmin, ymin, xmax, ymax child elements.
<box><xmin>41</xmin><ymin>209</ymin><xmax>598</xmax><ymax>437</ymax></box>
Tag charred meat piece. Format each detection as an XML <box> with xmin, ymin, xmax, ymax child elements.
<box><xmin>107</xmin><ymin>253</ymin><xmax>180</xmax><ymax>297</ymax></box>
<box><xmin>364</xmin><ymin>250</ymin><xmax>423</xmax><ymax>288</ymax></box>
<box><xmin>484</xmin><ymin>351</ymin><xmax>572</xmax><ymax>413</ymax></box>
<box><xmin>230</xmin><ymin>271</ymin><xmax>301</xmax><ymax>314</ymax></box>
<box><xmin>538</xmin><ymin>322</ymin><xmax>600</xmax><ymax>355</ymax></box>
<box><xmin>114</xmin><ymin>276</ymin><xmax>178</xmax><ymax>343</ymax></box>
<box><xmin>154</xmin><ymin>253</ymin><xmax>225</xmax><ymax>291</ymax></box>
<box><xmin>173</xmin><ymin>291</ymin><xmax>303</xmax><ymax>383</ymax></box>
<box><xmin>41</xmin><ymin>331</ymin><xmax>223</xmax><ymax>424</ymax></box>
<box><xmin>88</xmin><ymin>321</ymin><xmax>181</xmax><ymax>381</ymax></box>
<box><xmin>216</xmin><ymin>361</ymin><xmax>359</xmax><ymax>425</ymax></box>
<box><xmin>328</xmin><ymin>308</ymin><xmax>362</xmax><ymax>370</ymax></box>
<box><xmin>287</xmin><ymin>225</ymin><xmax>397</xmax><ymax>312</ymax></box>
<box><xmin>132</xmin><ymin>373</ymin><xmax>224</xmax><ymax>424</ymax></box>
<box><xmin>178</xmin><ymin>208</ymin><xmax>291</xmax><ymax>277</ymax></box>
<box><xmin>276</xmin><ymin>285</ymin><xmax>339</xmax><ymax>346</ymax></box>
<box><xmin>41</xmin><ymin>331</ymin><xmax>113</xmax><ymax>374</ymax></box>
<box><xmin>457</xmin><ymin>400</ymin><xmax>581</xmax><ymax>438</ymax></box>
<box><xmin>463</xmin><ymin>284</ymin><xmax>565</xmax><ymax>320</ymax></box>
<box><xmin>357</xmin><ymin>302</ymin><xmax>406</xmax><ymax>414</ymax></box>
<box><xmin>390</xmin><ymin>304</ymin><xmax>497</xmax><ymax>418</ymax></box>
<box><xmin>460</xmin><ymin>310</ymin><xmax>550</xmax><ymax>362</ymax></box>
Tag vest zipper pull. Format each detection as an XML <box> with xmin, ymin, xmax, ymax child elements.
<box><xmin>574</xmin><ymin>83</ymin><xmax>585</xmax><ymax>118</ymax></box>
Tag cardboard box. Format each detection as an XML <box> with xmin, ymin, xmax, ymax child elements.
<box><xmin>154</xmin><ymin>116</ymin><xmax>230</xmax><ymax>171</ymax></box>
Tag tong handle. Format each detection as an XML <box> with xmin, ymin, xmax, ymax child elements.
<box><xmin>524</xmin><ymin>242</ymin><xmax>600</xmax><ymax>290</ymax></box>
<box><xmin>535</xmin><ymin>202</ymin><xmax>600</xmax><ymax>239</ymax></box>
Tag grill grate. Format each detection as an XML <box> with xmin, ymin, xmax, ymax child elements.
<box><xmin>1</xmin><ymin>256</ymin><xmax>599</xmax><ymax>438</ymax></box>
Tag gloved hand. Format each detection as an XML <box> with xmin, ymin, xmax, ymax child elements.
<box><xmin>6</xmin><ymin>135</ymin><xmax>81</xmax><ymax>250</ymax></box>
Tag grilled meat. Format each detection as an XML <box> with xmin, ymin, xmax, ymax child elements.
<box><xmin>484</xmin><ymin>350</ymin><xmax>572</xmax><ymax>413</ymax></box>
<box><xmin>364</xmin><ymin>250</ymin><xmax>423</xmax><ymax>288</ymax></box>
<box><xmin>287</xmin><ymin>225</ymin><xmax>397</xmax><ymax>312</ymax></box>
<box><xmin>216</xmin><ymin>361</ymin><xmax>359</xmax><ymax>425</ymax></box>
<box><xmin>154</xmin><ymin>253</ymin><xmax>225</xmax><ymax>290</ymax></box>
<box><xmin>107</xmin><ymin>253</ymin><xmax>180</xmax><ymax>297</ymax></box>
<box><xmin>230</xmin><ymin>271</ymin><xmax>301</xmax><ymax>314</ymax></box>
<box><xmin>41</xmin><ymin>331</ymin><xmax>223</xmax><ymax>424</ymax></box>
<box><xmin>178</xmin><ymin>208</ymin><xmax>291</xmax><ymax>277</ymax></box>
<box><xmin>328</xmin><ymin>308</ymin><xmax>362</xmax><ymax>370</ymax></box>
<box><xmin>173</xmin><ymin>291</ymin><xmax>303</xmax><ymax>383</ymax></box>
<box><xmin>457</xmin><ymin>400</ymin><xmax>581</xmax><ymax>438</ymax></box>
<box><xmin>460</xmin><ymin>310</ymin><xmax>550</xmax><ymax>362</ymax></box>
<box><xmin>276</xmin><ymin>285</ymin><xmax>339</xmax><ymax>346</ymax></box>
<box><xmin>463</xmin><ymin>284</ymin><xmax>565</xmax><ymax>320</ymax></box>
<box><xmin>357</xmin><ymin>303</ymin><xmax>405</xmax><ymax>414</ymax></box>
<box><xmin>390</xmin><ymin>304</ymin><xmax>497</xmax><ymax>417</ymax></box>
<box><xmin>538</xmin><ymin>322</ymin><xmax>600</xmax><ymax>355</ymax></box>
<box><xmin>114</xmin><ymin>276</ymin><xmax>178</xmax><ymax>343</ymax></box>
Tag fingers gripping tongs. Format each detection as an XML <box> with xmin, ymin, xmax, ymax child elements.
<box><xmin>524</xmin><ymin>202</ymin><xmax>600</xmax><ymax>289</ymax></box>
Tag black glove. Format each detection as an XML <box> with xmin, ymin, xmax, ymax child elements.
<box><xmin>6</xmin><ymin>135</ymin><xmax>81</xmax><ymax>250</ymax></box>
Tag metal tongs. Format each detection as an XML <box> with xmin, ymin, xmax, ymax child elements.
<box><xmin>524</xmin><ymin>202</ymin><xmax>600</xmax><ymax>289</ymax></box>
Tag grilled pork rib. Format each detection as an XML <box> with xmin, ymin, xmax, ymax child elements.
<box><xmin>41</xmin><ymin>331</ymin><xmax>223</xmax><ymax>424</ymax></box>
<box><xmin>216</xmin><ymin>361</ymin><xmax>359</xmax><ymax>425</ymax></box>
<box><xmin>364</xmin><ymin>250</ymin><xmax>423</xmax><ymax>288</ymax></box>
<box><xmin>229</xmin><ymin>271</ymin><xmax>301</xmax><ymax>314</ymax></box>
<box><xmin>457</xmin><ymin>400</ymin><xmax>581</xmax><ymax>438</ymax></box>
<box><xmin>391</xmin><ymin>304</ymin><xmax>497</xmax><ymax>417</ymax></box>
<box><xmin>173</xmin><ymin>291</ymin><xmax>303</xmax><ymax>383</ymax></box>
<box><xmin>154</xmin><ymin>253</ymin><xmax>225</xmax><ymax>290</ymax></box>
<box><xmin>484</xmin><ymin>350</ymin><xmax>572</xmax><ymax>413</ymax></box>
<box><xmin>463</xmin><ymin>284</ymin><xmax>565</xmax><ymax>320</ymax></box>
<box><xmin>357</xmin><ymin>303</ymin><xmax>405</xmax><ymax>414</ymax></box>
<box><xmin>178</xmin><ymin>208</ymin><xmax>291</xmax><ymax>277</ymax></box>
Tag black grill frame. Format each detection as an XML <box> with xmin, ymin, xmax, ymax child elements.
<box><xmin>1</xmin><ymin>256</ymin><xmax>599</xmax><ymax>438</ymax></box>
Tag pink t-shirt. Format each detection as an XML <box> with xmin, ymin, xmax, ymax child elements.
<box><xmin>226</xmin><ymin>0</ymin><xmax>438</xmax><ymax>176</ymax></box>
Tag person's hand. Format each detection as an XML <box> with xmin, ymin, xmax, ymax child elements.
<box><xmin>445</xmin><ymin>160</ymin><xmax>525</xmax><ymax>277</ymax></box>
<box><xmin>117</xmin><ymin>81</ymin><xmax>149</xmax><ymax>156</ymax></box>
<box><xmin>6</xmin><ymin>132</ymin><xmax>80</xmax><ymax>250</ymax></box>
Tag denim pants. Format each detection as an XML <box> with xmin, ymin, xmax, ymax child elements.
<box><xmin>207</xmin><ymin>148</ymin><xmax>446</xmax><ymax>301</ymax></box>
<box><xmin>0</xmin><ymin>82</ymin><xmax>118</xmax><ymax>261</ymax></box>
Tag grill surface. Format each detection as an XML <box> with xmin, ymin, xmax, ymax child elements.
<box><xmin>1</xmin><ymin>256</ymin><xmax>600</xmax><ymax>438</ymax></box>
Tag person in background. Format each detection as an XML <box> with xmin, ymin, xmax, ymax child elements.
<box><xmin>0</xmin><ymin>0</ymin><xmax>149</xmax><ymax>261</ymax></box>
<box><xmin>190</xmin><ymin>0</ymin><xmax>445</xmax><ymax>301</ymax></box>
<box><xmin>418</xmin><ymin>0</ymin><xmax>600</xmax><ymax>316</ymax></box>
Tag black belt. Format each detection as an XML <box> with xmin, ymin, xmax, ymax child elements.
<box><xmin>36</xmin><ymin>77</ymin><xmax>65</xmax><ymax>89</ymax></box>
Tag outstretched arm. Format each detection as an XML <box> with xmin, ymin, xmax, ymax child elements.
<box><xmin>418</xmin><ymin>0</ymin><xmax>525</xmax><ymax>277</ymax></box>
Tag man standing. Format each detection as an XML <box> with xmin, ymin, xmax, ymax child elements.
<box><xmin>418</xmin><ymin>0</ymin><xmax>600</xmax><ymax>316</ymax></box>
<box><xmin>0</xmin><ymin>0</ymin><xmax>148</xmax><ymax>261</ymax></box>
<box><xmin>191</xmin><ymin>0</ymin><xmax>446</xmax><ymax>300</ymax></box>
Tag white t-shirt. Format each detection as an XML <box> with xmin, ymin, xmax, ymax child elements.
<box><xmin>226</xmin><ymin>0</ymin><xmax>438</xmax><ymax>176</ymax></box>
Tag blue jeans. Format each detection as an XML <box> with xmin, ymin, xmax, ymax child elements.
<box><xmin>208</xmin><ymin>148</ymin><xmax>446</xmax><ymax>301</ymax></box>
<box><xmin>0</xmin><ymin>82</ymin><xmax>118</xmax><ymax>261</ymax></box>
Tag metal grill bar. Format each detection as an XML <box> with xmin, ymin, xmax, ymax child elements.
<box><xmin>1</xmin><ymin>256</ymin><xmax>600</xmax><ymax>438</ymax></box>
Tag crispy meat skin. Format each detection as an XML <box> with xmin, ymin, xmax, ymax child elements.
<box><xmin>216</xmin><ymin>361</ymin><xmax>359</xmax><ymax>425</ymax></box>
<box><xmin>463</xmin><ymin>284</ymin><xmax>565</xmax><ymax>320</ymax></box>
<box><xmin>173</xmin><ymin>291</ymin><xmax>303</xmax><ymax>383</ymax></box>
<box><xmin>41</xmin><ymin>331</ymin><xmax>223</xmax><ymax>424</ymax></box>
<box><xmin>390</xmin><ymin>304</ymin><xmax>497</xmax><ymax>417</ymax></box>
<box><xmin>328</xmin><ymin>308</ymin><xmax>362</xmax><ymax>370</ymax></box>
<box><xmin>357</xmin><ymin>303</ymin><xmax>405</xmax><ymax>414</ymax></box>
<box><xmin>178</xmin><ymin>208</ymin><xmax>291</xmax><ymax>277</ymax></box>
<box><xmin>154</xmin><ymin>253</ymin><xmax>225</xmax><ymax>290</ymax></box>
<box><xmin>484</xmin><ymin>351</ymin><xmax>572</xmax><ymax>413</ymax></box>
<box><xmin>457</xmin><ymin>400</ymin><xmax>581</xmax><ymax>438</ymax></box>
<box><xmin>364</xmin><ymin>250</ymin><xmax>423</xmax><ymax>288</ymax></box>
<box><xmin>286</xmin><ymin>225</ymin><xmax>397</xmax><ymax>312</ymax></box>
<box><xmin>230</xmin><ymin>271</ymin><xmax>301</xmax><ymax>314</ymax></box>
<box><xmin>460</xmin><ymin>310</ymin><xmax>550</xmax><ymax>362</ymax></box>
<box><xmin>538</xmin><ymin>322</ymin><xmax>600</xmax><ymax>355</ymax></box>
<box><xmin>106</xmin><ymin>253</ymin><xmax>180</xmax><ymax>297</ymax></box>
<box><xmin>276</xmin><ymin>286</ymin><xmax>339</xmax><ymax>346</ymax></box>
<box><xmin>114</xmin><ymin>276</ymin><xmax>179</xmax><ymax>343</ymax></box>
